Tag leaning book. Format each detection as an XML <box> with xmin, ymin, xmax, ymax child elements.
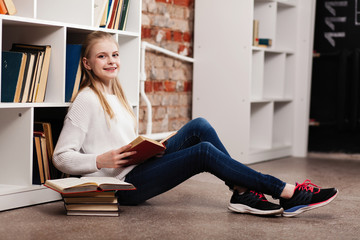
<box><xmin>125</xmin><ymin>131</ymin><xmax>177</xmax><ymax>165</ymax></box>
<box><xmin>44</xmin><ymin>177</ymin><xmax>136</xmax><ymax>194</ymax></box>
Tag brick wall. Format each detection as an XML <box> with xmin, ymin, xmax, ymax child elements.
<box><xmin>139</xmin><ymin>0</ymin><xmax>194</xmax><ymax>134</ymax></box>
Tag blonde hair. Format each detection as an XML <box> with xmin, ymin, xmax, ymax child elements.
<box><xmin>73</xmin><ymin>31</ymin><xmax>135</xmax><ymax>123</ymax></box>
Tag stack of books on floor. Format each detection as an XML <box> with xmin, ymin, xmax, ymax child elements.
<box><xmin>44</xmin><ymin>177</ymin><xmax>136</xmax><ymax>216</ymax></box>
<box><xmin>62</xmin><ymin>191</ymin><xmax>120</xmax><ymax>216</ymax></box>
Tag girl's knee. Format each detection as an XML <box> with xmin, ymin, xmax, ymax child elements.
<box><xmin>197</xmin><ymin>141</ymin><xmax>215</xmax><ymax>153</ymax></box>
<box><xmin>192</xmin><ymin>117</ymin><xmax>209</xmax><ymax>126</ymax></box>
<box><xmin>188</xmin><ymin>117</ymin><xmax>212</xmax><ymax>131</ymax></box>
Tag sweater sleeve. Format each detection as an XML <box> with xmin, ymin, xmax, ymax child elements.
<box><xmin>53</xmin><ymin>118</ymin><xmax>99</xmax><ymax>175</ymax></box>
<box><xmin>52</xmin><ymin>90</ymin><xmax>100</xmax><ymax>175</ymax></box>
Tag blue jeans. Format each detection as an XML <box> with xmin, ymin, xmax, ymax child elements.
<box><xmin>117</xmin><ymin>118</ymin><xmax>286</xmax><ymax>205</ymax></box>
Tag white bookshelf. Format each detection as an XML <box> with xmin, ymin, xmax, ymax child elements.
<box><xmin>193</xmin><ymin>0</ymin><xmax>315</xmax><ymax>164</ymax></box>
<box><xmin>0</xmin><ymin>0</ymin><xmax>142</xmax><ymax>211</ymax></box>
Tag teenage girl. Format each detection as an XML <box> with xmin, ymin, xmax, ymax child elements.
<box><xmin>53</xmin><ymin>31</ymin><xmax>338</xmax><ymax>217</ymax></box>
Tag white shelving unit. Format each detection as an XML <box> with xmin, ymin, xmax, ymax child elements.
<box><xmin>0</xmin><ymin>0</ymin><xmax>142</xmax><ymax>211</ymax></box>
<box><xmin>193</xmin><ymin>0</ymin><xmax>315</xmax><ymax>164</ymax></box>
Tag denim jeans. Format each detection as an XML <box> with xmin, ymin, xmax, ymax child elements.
<box><xmin>117</xmin><ymin>118</ymin><xmax>286</xmax><ymax>205</ymax></box>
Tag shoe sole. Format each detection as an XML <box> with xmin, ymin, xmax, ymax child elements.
<box><xmin>228</xmin><ymin>203</ymin><xmax>284</xmax><ymax>216</ymax></box>
<box><xmin>282</xmin><ymin>189</ymin><xmax>339</xmax><ymax>217</ymax></box>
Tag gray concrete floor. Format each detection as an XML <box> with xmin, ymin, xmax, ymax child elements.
<box><xmin>1</xmin><ymin>156</ymin><xmax>359</xmax><ymax>240</ymax></box>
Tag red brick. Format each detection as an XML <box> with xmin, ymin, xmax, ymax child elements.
<box><xmin>141</xmin><ymin>27</ymin><xmax>152</xmax><ymax>39</ymax></box>
<box><xmin>183</xmin><ymin>81</ymin><xmax>192</xmax><ymax>92</ymax></box>
<box><xmin>173</xmin><ymin>31</ymin><xmax>183</xmax><ymax>42</ymax></box>
<box><xmin>165</xmin><ymin>29</ymin><xmax>172</xmax><ymax>41</ymax></box>
<box><xmin>183</xmin><ymin>32</ymin><xmax>192</xmax><ymax>42</ymax></box>
<box><xmin>164</xmin><ymin>81</ymin><xmax>176</xmax><ymax>92</ymax></box>
<box><xmin>144</xmin><ymin>81</ymin><xmax>153</xmax><ymax>93</ymax></box>
<box><xmin>173</xmin><ymin>0</ymin><xmax>193</xmax><ymax>7</ymax></box>
<box><xmin>153</xmin><ymin>81</ymin><xmax>164</xmax><ymax>92</ymax></box>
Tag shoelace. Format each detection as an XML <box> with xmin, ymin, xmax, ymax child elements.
<box><xmin>295</xmin><ymin>179</ymin><xmax>320</xmax><ymax>194</ymax></box>
<box><xmin>250</xmin><ymin>190</ymin><xmax>268</xmax><ymax>202</ymax></box>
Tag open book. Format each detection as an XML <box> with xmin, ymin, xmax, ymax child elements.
<box><xmin>44</xmin><ymin>177</ymin><xmax>135</xmax><ymax>194</ymax></box>
<box><xmin>126</xmin><ymin>131</ymin><xmax>177</xmax><ymax>165</ymax></box>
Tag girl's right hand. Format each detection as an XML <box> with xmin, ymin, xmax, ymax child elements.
<box><xmin>96</xmin><ymin>144</ymin><xmax>137</xmax><ymax>169</ymax></box>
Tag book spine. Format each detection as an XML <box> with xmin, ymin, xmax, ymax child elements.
<box><xmin>258</xmin><ymin>38</ymin><xmax>272</xmax><ymax>46</ymax></box>
<box><xmin>253</xmin><ymin>20</ymin><xmax>259</xmax><ymax>46</ymax></box>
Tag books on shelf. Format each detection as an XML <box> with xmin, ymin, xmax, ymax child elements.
<box><xmin>33</xmin><ymin>122</ymin><xmax>63</xmax><ymax>184</ymax></box>
<box><xmin>44</xmin><ymin>176</ymin><xmax>136</xmax><ymax>194</ymax></box>
<box><xmin>10</xmin><ymin>43</ymin><xmax>52</xmax><ymax>103</ymax></box>
<box><xmin>33</xmin><ymin>131</ymin><xmax>49</xmax><ymax>184</ymax></box>
<box><xmin>2</xmin><ymin>44</ymin><xmax>52</xmax><ymax>103</ymax></box>
<box><xmin>252</xmin><ymin>20</ymin><xmax>272</xmax><ymax>48</ymax></box>
<box><xmin>97</xmin><ymin>0</ymin><xmax>131</xmax><ymax>30</ymax></box>
<box><xmin>62</xmin><ymin>191</ymin><xmax>120</xmax><ymax>216</ymax></box>
<box><xmin>125</xmin><ymin>131</ymin><xmax>177</xmax><ymax>165</ymax></box>
<box><xmin>258</xmin><ymin>38</ymin><xmax>272</xmax><ymax>47</ymax></box>
<box><xmin>65</xmin><ymin>44</ymin><xmax>83</xmax><ymax>102</ymax></box>
<box><xmin>0</xmin><ymin>0</ymin><xmax>16</xmax><ymax>15</ymax></box>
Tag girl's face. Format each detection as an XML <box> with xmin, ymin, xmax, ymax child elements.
<box><xmin>83</xmin><ymin>38</ymin><xmax>120</xmax><ymax>84</ymax></box>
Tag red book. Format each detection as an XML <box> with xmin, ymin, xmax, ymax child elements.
<box><xmin>125</xmin><ymin>132</ymin><xmax>177</xmax><ymax>165</ymax></box>
<box><xmin>106</xmin><ymin>0</ymin><xmax>119</xmax><ymax>29</ymax></box>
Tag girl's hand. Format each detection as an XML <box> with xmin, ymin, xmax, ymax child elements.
<box><xmin>96</xmin><ymin>144</ymin><xmax>137</xmax><ymax>169</ymax></box>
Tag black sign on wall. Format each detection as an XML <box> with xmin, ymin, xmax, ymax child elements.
<box><xmin>309</xmin><ymin>0</ymin><xmax>360</xmax><ymax>153</ymax></box>
<box><xmin>314</xmin><ymin>0</ymin><xmax>360</xmax><ymax>52</ymax></box>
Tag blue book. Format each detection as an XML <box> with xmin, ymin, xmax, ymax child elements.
<box><xmin>65</xmin><ymin>44</ymin><xmax>82</xmax><ymax>102</ymax></box>
<box><xmin>1</xmin><ymin>51</ymin><xmax>26</xmax><ymax>102</ymax></box>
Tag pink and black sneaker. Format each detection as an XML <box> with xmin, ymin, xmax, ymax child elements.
<box><xmin>228</xmin><ymin>190</ymin><xmax>283</xmax><ymax>216</ymax></box>
<box><xmin>280</xmin><ymin>179</ymin><xmax>338</xmax><ymax>217</ymax></box>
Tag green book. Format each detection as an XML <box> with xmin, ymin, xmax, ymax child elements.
<box><xmin>1</xmin><ymin>51</ymin><xmax>26</xmax><ymax>102</ymax></box>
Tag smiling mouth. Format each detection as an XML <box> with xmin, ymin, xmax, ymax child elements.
<box><xmin>104</xmin><ymin>67</ymin><xmax>117</xmax><ymax>71</ymax></box>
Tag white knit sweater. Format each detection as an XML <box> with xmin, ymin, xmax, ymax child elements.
<box><xmin>53</xmin><ymin>87</ymin><xmax>137</xmax><ymax>180</ymax></box>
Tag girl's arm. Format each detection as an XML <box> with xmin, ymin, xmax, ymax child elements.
<box><xmin>53</xmin><ymin>118</ymin><xmax>98</xmax><ymax>175</ymax></box>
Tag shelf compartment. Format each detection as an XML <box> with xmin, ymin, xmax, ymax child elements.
<box><xmin>251</xmin><ymin>49</ymin><xmax>265</xmax><ymax>100</ymax></box>
<box><xmin>36</xmin><ymin>0</ymin><xmax>92</xmax><ymax>26</ymax></box>
<box><xmin>276</xmin><ymin>2</ymin><xmax>297</xmax><ymax>51</ymax></box>
<box><xmin>272</xmin><ymin>101</ymin><xmax>293</xmax><ymax>148</ymax></box>
<box><xmin>254</xmin><ymin>1</ymin><xmax>277</xmax><ymax>48</ymax></box>
<box><xmin>263</xmin><ymin>52</ymin><xmax>286</xmax><ymax>99</ymax></box>
<box><xmin>2</xmin><ymin>22</ymin><xmax>66</xmax><ymax>103</ymax></box>
<box><xmin>0</xmin><ymin>108</ymin><xmax>33</xmax><ymax>186</ymax></box>
<box><xmin>250</xmin><ymin>102</ymin><xmax>273</xmax><ymax>150</ymax></box>
<box><xmin>284</xmin><ymin>53</ymin><xmax>295</xmax><ymax>98</ymax></box>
